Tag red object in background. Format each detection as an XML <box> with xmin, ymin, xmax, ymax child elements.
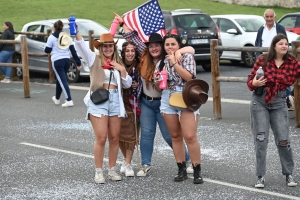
<box><xmin>169</xmin><ymin>28</ymin><xmax>178</xmax><ymax>35</ymax></box>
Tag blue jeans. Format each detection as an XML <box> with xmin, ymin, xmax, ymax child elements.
<box><xmin>52</xmin><ymin>59</ymin><xmax>71</xmax><ymax>101</ymax></box>
<box><xmin>139</xmin><ymin>96</ymin><xmax>190</xmax><ymax>165</ymax></box>
<box><xmin>0</xmin><ymin>50</ymin><xmax>14</xmax><ymax>78</ymax></box>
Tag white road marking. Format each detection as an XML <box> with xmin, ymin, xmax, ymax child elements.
<box><xmin>207</xmin><ymin>97</ymin><xmax>251</xmax><ymax>104</ymax></box>
<box><xmin>20</xmin><ymin>142</ymin><xmax>299</xmax><ymax>199</ymax></box>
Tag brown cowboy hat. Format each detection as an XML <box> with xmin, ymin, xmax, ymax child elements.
<box><xmin>182</xmin><ymin>79</ymin><xmax>209</xmax><ymax>112</ymax></box>
<box><xmin>93</xmin><ymin>33</ymin><xmax>118</xmax><ymax>49</ymax></box>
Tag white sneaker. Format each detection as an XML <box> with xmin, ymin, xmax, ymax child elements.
<box><xmin>52</xmin><ymin>96</ymin><xmax>60</xmax><ymax>105</ymax></box>
<box><xmin>120</xmin><ymin>161</ymin><xmax>126</xmax><ymax>174</ymax></box>
<box><xmin>186</xmin><ymin>161</ymin><xmax>194</xmax><ymax>174</ymax></box>
<box><xmin>62</xmin><ymin>100</ymin><xmax>74</xmax><ymax>107</ymax></box>
<box><xmin>94</xmin><ymin>168</ymin><xmax>105</xmax><ymax>184</ymax></box>
<box><xmin>108</xmin><ymin>166</ymin><xmax>122</xmax><ymax>181</ymax></box>
<box><xmin>137</xmin><ymin>164</ymin><xmax>151</xmax><ymax>177</ymax></box>
<box><xmin>1</xmin><ymin>78</ymin><xmax>10</xmax><ymax>83</ymax></box>
<box><xmin>125</xmin><ymin>164</ymin><xmax>134</xmax><ymax>177</ymax></box>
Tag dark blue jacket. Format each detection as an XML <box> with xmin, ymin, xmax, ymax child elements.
<box><xmin>255</xmin><ymin>23</ymin><xmax>287</xmax><ymax>58</ymax></box>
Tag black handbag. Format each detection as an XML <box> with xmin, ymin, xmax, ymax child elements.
<box><xmin>90</xmin><ymin>70</ymin><xmax>113</xmax><ymax>105</ymax></box>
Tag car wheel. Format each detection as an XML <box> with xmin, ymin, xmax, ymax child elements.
<box><xmin>67</xmin><ymin>59</ymin><xmax>80</xmax><ymax>83</ymax></box>
<box><xmin>16</xmin><ymin>54</ymin><xmax>23</xmax><ymax>78</ymax></box>
<box><xmin>242</xmin><ymin>51</ymin><xmax>255</xmax><ymax>68</ymax></box>
<box><xmin>196</xmin><ymin>60</ymin><xmax>211</xmax><ymax>72</ymax></box>
<box><xmin>230</xmin><ymin>60</ymin><xmax>241</xmax><ymax>64</ymax></box>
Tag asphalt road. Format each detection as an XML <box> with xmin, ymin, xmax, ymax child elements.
<box><xmin>1</xmin><ymin>63</ymin><xmax>300</xmax><ymax>200</ymax></box>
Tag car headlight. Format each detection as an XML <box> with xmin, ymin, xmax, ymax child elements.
<box><xmin>182</xmin><ymin>39</ymin><xmax>187</xmax><ymax>44</ymax></box>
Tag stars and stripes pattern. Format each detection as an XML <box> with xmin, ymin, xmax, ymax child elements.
<box><xmin>123</xmin><ymin>0</ymin><xmax>166</xmax><ymax>42</ymax></box>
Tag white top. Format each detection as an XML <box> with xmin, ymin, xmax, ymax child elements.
<box><xmin>262</xmin><ymin>23</ymin><xmax>277</xmax><ymax>48</ymax></box>
<box><xmin>74</xmin><ymin>38</ymin><xmax>132</xmax><ymax>117</ymax></box>
<box><xmin>45</xmin><ymin>34</ymin><xmax>72</xmax><ymax>62</ymax></box>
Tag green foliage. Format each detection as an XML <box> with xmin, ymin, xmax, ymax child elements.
<box><xmin>0</xmin><ymin>0</ymin><xmax>299</xmax><ymax>31</ymax></box>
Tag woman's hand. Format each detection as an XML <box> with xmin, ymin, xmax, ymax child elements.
<box><xmin>131</xmin><ymin>81</ymin><xmax>138</xmax><ymax>89</ymax></box>
<box><xmin>165</xmin><ymin>50</ymin><xmax>176</xmax><ymax>66</ymax></box>
<box><xmin>109</xmin><ymin>60</ymin><xmax>123</xmax><ymax>71</ymax></box>
<box><xmin>174</xmin><ymin>50</ymin><xmax>183</xmax><ymax>65</ymax></box>
<box><xmin>252</xmin><ymin>75</ymin><xmax>267</xmax><ymax>87</ymax></box>
<box><xmin>114</xmin><ymin>12</ymin><xmax>123</xmax><ymax>24</ymax></box>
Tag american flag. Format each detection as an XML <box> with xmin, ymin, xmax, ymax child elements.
<box><xmin>123</xmin><ymin>0</ymin><xmax>166</xmax><ymax>42</ymax></box>
<box><xmin>129</xmin><ymin>95</ymin><xmax>141</xmax><ymax>118</ymax></box>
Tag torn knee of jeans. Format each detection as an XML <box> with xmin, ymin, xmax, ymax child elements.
<box><xmin>256</xmin><ymin>132</ymin><xmax>265</xmax><ymax>141</ymax></box>
<box><xmin>278</xmin><ymin>140</ymin><xmax>289</xmax><ymax>147</ymax></box>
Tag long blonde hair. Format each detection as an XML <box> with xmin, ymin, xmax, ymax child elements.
<box><xmin>98</xmin><ymin>44</ymin><xmax>124</xmax><ymax>66</ymax></box>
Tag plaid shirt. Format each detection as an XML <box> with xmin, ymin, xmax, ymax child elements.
<box><xmin>164</xmin><ymin>53</ymin><xmax>196</xmax><ymax>91</ymax></box>
<box><xmin>123</xmin><ymin>31</ymin><xmax>146</xmax><ymax>57</ymax></box>
<box><xmin>247</xmin><ymin>55</ymin><xmax>300</xmax><ymax>104</ymax></box>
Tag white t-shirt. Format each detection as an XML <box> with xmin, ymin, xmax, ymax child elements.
<box><xmin>261</xmin><ymin>24</ymin><xmax>277</xmax><ymax>47</ymax></box>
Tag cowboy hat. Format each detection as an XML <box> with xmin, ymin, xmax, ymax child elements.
<box><xmin>144</xmin><ymin>33</ymin><xmax>163</xmax><ymax>46</ymax></box>
<box><xmin>93</xmin><ymin>33</ymin><xmax>118</xmax><ymax>49</ymax></box>
<box><xmin>58</xmin><ymin>32</ymin><xmax>71</xmax><ymax>50</ymax></box>
<box><xmin>182</xmin><ymin>79</ymin><xmax>209</xmax><ymax>111</ymax></box>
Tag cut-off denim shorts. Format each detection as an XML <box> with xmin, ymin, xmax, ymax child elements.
<box><xmin>160</xmin><ymin>88</ymin><xmax>199</xmax><ymax>117</ymax></box>
<box><xmin>86</xmin><ymin>89</ymin><xmax>120</xmax><ymax>119</ymax></box>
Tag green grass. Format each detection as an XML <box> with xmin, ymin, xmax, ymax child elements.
<box><xmin>0</xmin><ymin>0</ymin><xmax>299</xmax><ymax>32</ymax></box>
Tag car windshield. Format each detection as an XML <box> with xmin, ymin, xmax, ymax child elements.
<box><xmin>63</xmin><ymin>21</ymin><xmax>108</xmax><ymax>39</ymax></box>
<box><xmin>235</xmin><ymin>17</ymin><xmax>265</xmax><ymax>32</ymax></box>
<box><xmin>173</xmin><ymin>14</ymin><xmax>215</xmax><ymax>29</ymax></box>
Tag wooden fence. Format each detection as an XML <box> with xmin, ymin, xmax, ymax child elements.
<box><xmin>210</xmin><ymin>39</ymin><xmax>300</xmax><ymax>128</ymax></box>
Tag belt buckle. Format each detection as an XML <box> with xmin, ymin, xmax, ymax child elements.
<box><xmin>149</xmin><ymin>96</ymin><xmax>153</xmax><ymax>101</ymax></box>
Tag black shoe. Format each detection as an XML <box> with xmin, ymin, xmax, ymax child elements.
<box><xmin>174</xmin><ymin>162</ymin><xmax>188</xmax><ymax>182</ymax></box>
<box><xmin>286</xmin><ymin>175</ymin><xmax>297</xmax><ymax>187</ymax></box>
<box><xmin>193</xmin><ymin>164</ymin><xmax>203</xmax><ymax>184</ymax></box>
<box><xmin>255</xmin><ymin>176</ymin><xmax>265</xmax><ymax>188</ymax></box>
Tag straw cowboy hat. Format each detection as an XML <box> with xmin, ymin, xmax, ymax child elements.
<box><xmin>58</xmin><ymin>32</ymin><xmax>71</xmax><ymax>50</ymax></box>
<box><xmin>93</xmin><ymin>33</ymin><xmax>118</xmax><ymax>49</ymax></box>
<box><xmin>182</xmin><ymin>79</ymin><xmax>209</xmax><ymax>111</ymax></box>
<box><xmin>144</xmin><ymin>33</ymin><xmax>163</xmax><ymax>46</ymax></box>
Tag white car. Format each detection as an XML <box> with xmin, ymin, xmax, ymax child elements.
<box><xmin>212</xmin><ymin>14</ymin><xmax>299</xmax><ymax>67</ymax></box>
<box><xmin>15</xmin><ymin>18</ymin><xmax>125</xmax><ymax>82</ymax></box>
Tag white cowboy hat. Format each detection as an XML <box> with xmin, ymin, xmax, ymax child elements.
<box><xmin>58</xmin><ymin>32</ymin><xmax>71</xmax><ymax>50</ymax></box>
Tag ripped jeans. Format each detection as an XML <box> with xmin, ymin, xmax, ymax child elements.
<box><xmin>250</xmin><ymin>89</ymin><xmax>294</xmax><ymax>177</ymax></box>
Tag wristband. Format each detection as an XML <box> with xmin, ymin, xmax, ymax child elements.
<box><xmin>119</xmin><ymin>22</ymin><xmax>124</xmax><ymax>27</ymax></box>
<box><xmin>170</xmin><ymin>62</ymin><xmax>177</xmax><ymax>67</ymax></box>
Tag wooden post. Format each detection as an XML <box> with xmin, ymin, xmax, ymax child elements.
<box><xmin>47</xmin><ymin>29</ymin><xmax>55</xmax><ymax>84</ymax></box>
<box><xmin>20</xmin><ymin>36</ymin><xmax>30</xmax><ymax>98</ymax></box>
<box><xmin>210</xmin><ymin>39</ymin><xmax>222</xmax><ymax>119</ymax></box>
<box><xmin>89</xmin><ymin>30</ymin><xmax>94</xmax><ymax>52</ymax></box>
<box><xmin>292</xmin><ymin>41</ymin><xmax>300</xmax><ymax>128</ymax></box>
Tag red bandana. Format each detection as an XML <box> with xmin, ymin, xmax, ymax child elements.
<box><xmin>103</xmin><ymin>57</ymin><xmax>113</xmax><ymax>69</ymax></box>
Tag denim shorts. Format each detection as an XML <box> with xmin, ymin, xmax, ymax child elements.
<box><xmin>160</xmin><ymin>89</ymin><xmax>199</xmax><ymax>116</ymax></box>
<box><xmin>86</xmin><ymin>89</ymin><xmax>120</xmax><ymax>119</ymax></box>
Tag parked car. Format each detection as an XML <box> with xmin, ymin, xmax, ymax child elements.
<box><xmin>212</xmin><ymin>14</ymin><xmax>299</xmax><ymax>68</ymax></box>
<box><xmin>162</xmin><ymin>9</ymin><xmax>222</xmax><ymax>71</ymax></box>
<box><xmin>15</xmin><ymin>18</ymin><xmax>125</xmax><ymax>83</ymax></box>
<box><xmin>277</xmin><ymin>12</ymin><xmax>300</xmax><ymax>35</ymax></box>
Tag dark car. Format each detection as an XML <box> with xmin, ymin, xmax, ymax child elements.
<box><xmin>162</xmin><ymin>9</ymin><xmax>222</xmax><ymax>71</ymax></box>
<box><xmin>277</xmin><ymin>12</ymin><xmax>300</xmax><ymax>35</ymax></box>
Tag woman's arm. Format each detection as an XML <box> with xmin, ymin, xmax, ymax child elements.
<box><xmin>174</xmin><ymin>46</ymin><xmax>195</xmax><ymax>64</ymax></box>
<box><xmin>74</xmin><ymin>30</ymin><xmax>95</xmax><ymax>67</ymax></box>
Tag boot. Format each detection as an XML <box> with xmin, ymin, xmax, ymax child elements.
<box><xmin>193</xmin><ymin>164</ymin><xmax>203</xmax><ymax>184</ymax></box>
<box><xmin>174</xmin><ymin>162</ymin><xmax>188</xmax><ymax>182</ymax></box>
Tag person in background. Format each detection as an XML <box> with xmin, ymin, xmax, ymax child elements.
<box><xmin>76</xmin><ymin>28</ymin><xmax>132</xmax><ymax>183</ymax></box>
<box><xmin>114</xmin><ymin>13</ymin><xmax>194</xmax><ymax>177</ymax></box>
<box><xmin>44</xmin><ymin>20</ymin><xmax>82</xmax><ymax>107</ymax></box>
<box><xmin>157</xmin><ymin>34</ymin><xmax>204</xmax><ymax>184</ymax></box>
<box><xmin>119</xmin><ymin>41</ymin><xmax>141</xmax><ymax>177</ymax></box>
<box><xmin>247</xmin><ymin>33</ymin><xmax>299</xmax><ymax>188</ymax></box>
<box><xmin>0</xmin><ymin>22</ymin><xmax>15</xmax><ymax>83</ymax></box>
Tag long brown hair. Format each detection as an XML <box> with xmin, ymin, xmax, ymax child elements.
<box><xmin>4</xmin><ymin>21</ymin><xmax>14</xmax><ymax>32</ymax></box>
<box><xmin>262</xmin><ymin>33</ymin><xmax>294</xmax><ymax>70</ymax></box>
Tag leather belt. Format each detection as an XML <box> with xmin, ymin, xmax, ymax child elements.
<box><xmin>142</xmin><ymin>93</ymin><xmax>161</xmax><ymax>101</ymax></box>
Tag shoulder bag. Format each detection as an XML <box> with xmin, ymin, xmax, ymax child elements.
<box><xmin>90</xmin><ymin>70</ymin><xmax>113</xmax><ymax>105</ymax></box>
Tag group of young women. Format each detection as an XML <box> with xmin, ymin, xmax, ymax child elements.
<box><xmin>71</xmin><ymin>13</ymin><xmax>204</xmax><ymax>184</ymax></box>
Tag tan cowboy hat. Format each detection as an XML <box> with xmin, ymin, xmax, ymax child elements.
<box><xmin>182</xmin><ymin>79</ymin><xmax>209</xmax><ymax>112</ymax></box>
<box><xmin>58</xmin><ymin>32</ymin><xmax>71</xmax><ymax>50</ymax></box>
<box><xmin>93</xmin><ymin>33</ymin><xmax>118</xmax><ymax>49</ymax></box>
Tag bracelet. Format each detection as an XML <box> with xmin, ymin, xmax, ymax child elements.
<box><xmin>119</xmin><ymin>22</ymin><xmax>124</xmax><ymax>27</ymax></box>
<box><xmin>170</xmin><ymin>62</ymin><xmax>177</xmax><ymax>67</ymax></box>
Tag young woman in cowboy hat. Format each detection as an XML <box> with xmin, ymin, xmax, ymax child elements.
<box><xmin>114</xmin><ymin>13</ymin><xmax>194</xmax><ymax>177</ymax></box>
<box><xmin>157</xmin><ymin>34</ymin><xmax>206</xmax><ymax>184</ymax></box>
<box><xmin>44</xmin><ymin>20</ymin><xmax>82</xmax><ymax>107</ymax></box>
<box><xmin>74</xmin><ymin>29</ymin><xmax>132</xmax><ymax>183</ymax></box>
